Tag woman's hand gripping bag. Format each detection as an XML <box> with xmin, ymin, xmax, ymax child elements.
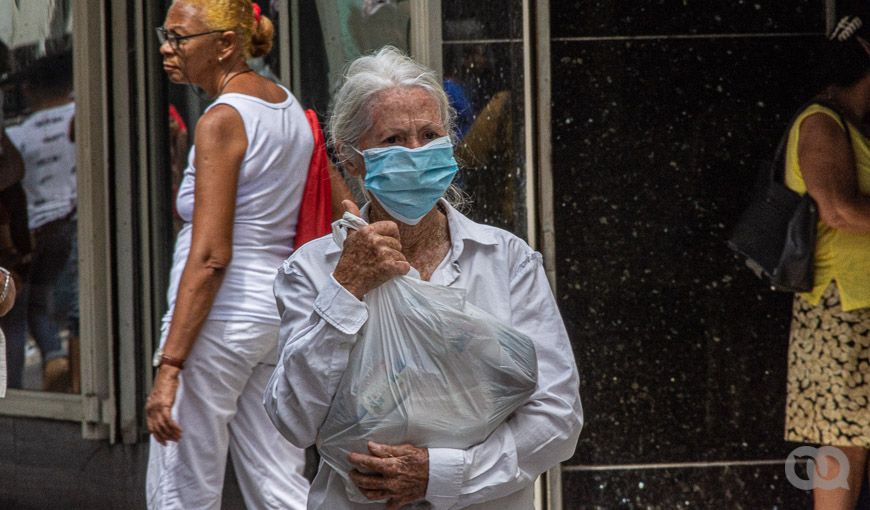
<box><xmin>318</xmin><ymin>213</ymin><xmax>538</xmax><ymax>503</ymax></box>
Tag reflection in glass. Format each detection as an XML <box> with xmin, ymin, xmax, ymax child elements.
<box><xmin>321</xmin><ymin>0</ymin><xmax>410</xmax><ymax>84</ymax></box>
<box><xmin>292</xmin><ymin>0</ymin><xmax>410</xmax><ymax>204</ymax></box>
<box><xmin>0</xmin><ymin>1</ymin><xmax>78</xmax><ymax>393</ymax></box>
<box><xmin>442</xmin><ymin>1</ymin><xmax>526</xmax><ymax>236</ymax></box>
<box><xmin>296</xmin><ymin>0</ymin><xmax>410</xmax><ymax>117</ymax></box>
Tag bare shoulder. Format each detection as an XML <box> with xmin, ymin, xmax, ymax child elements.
<box><xmin>798</xmin><ymin>111</ymin><xmax>849</xmax><ymax>151</ymax></box>
<box><xmin>194</xmin><ymin>105</ymin><xmax>247</xmax><ymax>157</ymax></box>
<box><xmin>195</xmin><ymin>104</ymin><xmax>244</xmax><ymax>139</ymax></box>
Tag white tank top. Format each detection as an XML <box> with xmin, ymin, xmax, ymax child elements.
<box><xmin>164</xmin><ymin>85</ymin><xmax>313</xmax><ymax>326</ymax></box>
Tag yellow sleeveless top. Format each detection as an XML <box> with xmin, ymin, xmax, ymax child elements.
<box><xmin>784</xmin><ymin>104</ymin><xmax>870</xmax><ymax>311</ymax></box>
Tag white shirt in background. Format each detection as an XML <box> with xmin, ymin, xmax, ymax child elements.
<box><xmin>6</xmin><ymin>101</ymin><xmax>76</xmax><ymax>229</ymax></box>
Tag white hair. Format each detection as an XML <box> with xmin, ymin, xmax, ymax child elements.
<box><xmin>327</xmin><ymin>46</ymin><xmax>456</xmax><ymax>165</ymax></box>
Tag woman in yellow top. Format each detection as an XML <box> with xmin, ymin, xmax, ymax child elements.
<box><xmin>784</xmin><ymin>15</ymin><xmax>870</xmax><ymax>510</ymax></box>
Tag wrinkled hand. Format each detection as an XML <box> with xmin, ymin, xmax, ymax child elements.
<box><xmin>333</xmin><ymin>200</ymin><xmax>410</xmax><ymax>299</ymax></box>
<box><xmin>349</xmin><ymin>441</ymin><xmax>429</xmax><ymax>510</ymax></box>
<box><xmin>145</xmin><ymin>366</ymin><xmax>183</xmax><ymax>444</ymax></box>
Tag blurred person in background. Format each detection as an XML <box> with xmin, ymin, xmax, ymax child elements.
<box><xmin>4</xmin><ymin>51</ymin><xmax>75</xmax><ymax>392</ymax></box>
<box><xmin>0</xmin><ymin>40</ymin><xmax>24</xmax><ymax>397</ymax></box>
<box><xmin>0</xmin><ymin>264</ymin><xmax>18</xmax><ymax>398</ymax></box>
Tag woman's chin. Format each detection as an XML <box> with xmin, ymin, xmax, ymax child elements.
<box><xmin>163</xmin><ymin>69</ymin><xmax>186</xmax><ymax>83</ymax></box>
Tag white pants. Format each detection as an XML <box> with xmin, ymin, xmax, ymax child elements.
<box><xmin>147</xmin><ymin>320</ymin><xmax>309</xmax><ymax>509</ymax></box>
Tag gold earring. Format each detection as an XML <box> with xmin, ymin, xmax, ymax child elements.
<box><xmin>218</xmin><ymin>56</ymin><xmax>224</xmax><ymax>63</ymax></box>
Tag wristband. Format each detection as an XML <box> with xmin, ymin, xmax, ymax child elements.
<box><xmin>152</xmin><ymin>347</ymin><xmax>185</xmax><ymax>369</ymax></box>
<box><xmin>0</xmin><ymin>267</ymin><xmax>12</xmax><ymax>304</ymax></box>
<box><xmin>158</xmin><ymin>354</ymin><xmax>185</xmax><ymax>370</ymax></box>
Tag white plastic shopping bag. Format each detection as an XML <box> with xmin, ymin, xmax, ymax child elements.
<box><xmin>318</xmin><ymin>213</ymin><xmax>538</xmax><ymax>503</ymax></box>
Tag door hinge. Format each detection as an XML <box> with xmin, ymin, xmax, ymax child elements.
<box><xmin>82</xmin><ymin>393</ymin><xmax>113</xmax><ymax>425</ymax></box>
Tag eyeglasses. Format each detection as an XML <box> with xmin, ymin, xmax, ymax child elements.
<box><xmin>155</xmin><ymin>26</ymin><xmax>226</xmax><ymax>49</ymax></box>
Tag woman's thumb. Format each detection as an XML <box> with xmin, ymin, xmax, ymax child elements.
<box><xmin>342</xmin><ymin>199</ymin><xmax>361</xmax><ymax>217</ymax></box>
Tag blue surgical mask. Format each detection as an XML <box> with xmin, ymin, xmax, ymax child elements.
<box><xmin>355</xmin><ymin>136</ymin><xmax>459</xmax><ymax>225</ymax></box>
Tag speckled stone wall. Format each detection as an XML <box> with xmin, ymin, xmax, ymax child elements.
<box><xmin>551</xmin><ymin>1</ymin><xmax>833</xmax><ymax>508</ymax></box>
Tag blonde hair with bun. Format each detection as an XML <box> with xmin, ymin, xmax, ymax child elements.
<box><xmin>183</xmin><ymin>0</ymin><xmax>273</xmax><ymax>59</ymax></box>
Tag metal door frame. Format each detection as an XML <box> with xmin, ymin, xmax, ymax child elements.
<box><xmin>0</xmin><ymin>0</ymin><xmax>115</xmax><ymax>440</ymax></box>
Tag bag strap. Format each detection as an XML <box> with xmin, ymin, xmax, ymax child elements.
<box><xmin>768</xmin><ymin>98</ymin><xmax>852</xmax><ymax>184</ymax></box>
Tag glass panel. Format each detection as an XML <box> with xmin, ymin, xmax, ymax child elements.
<box><xmin>295</xmin><ymin>0</ymin><xmax>411</xmax><ymax>117</ymax></box>
<box><xmin>252</xmin><ymin>0</ymin><xmax>283</xmax><ymax>81</ymax></box>
<box><xmin>442</xmin><ymin>0</ymin><xmax>527</xmax><ymax>236</ymax></box>
<box><xmin>0</xmin><ymin>0</ymin><xmax>78</xmax><ymax>393</ymax></box>
<box><xmin>291</xmin><ymin>0</ymin><xmax>411</xmax><ymax>206</ymax></box>
<box><xmin>293</xmin><ymin>0</ymin><xmax>528</xmax><ymax>234</ymax></box>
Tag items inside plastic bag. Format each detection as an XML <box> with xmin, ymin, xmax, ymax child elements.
<box><xmin>318</xmin><ymin>212</ymin><xmax>538</xmax><ymax>503</ymax></box>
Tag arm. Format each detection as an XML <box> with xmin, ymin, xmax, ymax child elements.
<box><xmin>264</xmin><ymin>255</ymin><xmax>368</xmax><ymax>447</ymax></box>
<box><xmin>0</xmin><ymin>181</ymin><xmax>33</xmax><ymax>262</ymax></box>
<box><xmin>426</xmin><ymin>251</ymin><xmax>582</xmax><ymax>509</ymax></box>
<box><xmin>0</xmin><ymin>131</ymin><xmax>24</xmax><ymax>192</ymax></box>
<box><xmin>0</xmin><ymin>267</ymin><xmax>16</xmax><ymax>316</ymax></box>
<box><xmin>454</xmin><ymin>91</ymin><xmax>510</xmax><ymax>170</ymax></box>
<box><xmin>265</xmin><ymin>204</ymin><xmax>409</xmax><ymax>446</ymax></box>
<box><xmin>145</xmin><ymin>104</ymin><xmax>247</xmax><ymax>444</ymax></box>
<box><xmin>798</xmin><ymin>112</ymin><xmax>870</xmax><ymax>233</ymax></box>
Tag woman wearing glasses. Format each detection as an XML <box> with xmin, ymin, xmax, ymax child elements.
<box><xmin>146</xmin><ymin>1</ymin><xmax>309</xmax><ymax>508</ymax></box>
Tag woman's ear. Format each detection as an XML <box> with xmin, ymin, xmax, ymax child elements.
<box><xmin>217</xmin><ymin>30</ymin><xmax>239</xmax><ymax>61</ymax></box>
<box><xmin>339</xmin><ymin>146</ymin><xmax>363</xmax><ymax>177</ymax></box>
<box><xmin>344</xmin><ymin>157</ymin><xmax>362</xmax><ymax>177</ymax></box>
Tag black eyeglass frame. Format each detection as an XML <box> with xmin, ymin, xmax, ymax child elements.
<box><xmin>155</xmin><ymin>27</ymin><xmax>228</xmax><ymax>49</ymax></box>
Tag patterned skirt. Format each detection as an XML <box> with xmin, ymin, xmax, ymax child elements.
<box><xmin>785</xmin><ymin>283</ymin><xmax>870</xmax><ymax>447</ymax></box>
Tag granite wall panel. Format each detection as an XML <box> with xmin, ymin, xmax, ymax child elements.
<box><xmin>562</xmin><ymin>464</ymin><xmax>814</xmax><ymax>509</ymax></box>
<box><xmin>553</xmin><ymin>36</ymin><xmax>827</xmax><ymax>467</ymax></box>
<box><xmin>547</xmin><ymin>0</ymin><xmax>840</xmax><ymax>506</ymax></box>
<box><xmin>551</xmin><ymin>0</ymin><xmax>825</xmax><ymax>39</ymax></box>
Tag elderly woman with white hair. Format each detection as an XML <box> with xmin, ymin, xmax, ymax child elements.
<box><xmin>264</xmin><ymin>46</ymin><xmax>583</xmax><ymax>509</ymax></box>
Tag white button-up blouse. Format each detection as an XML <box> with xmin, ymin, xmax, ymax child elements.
<box><xmin>265</xmin><ymin>201</ymin><xmax>583</xmax><ymax>509</ymax></box>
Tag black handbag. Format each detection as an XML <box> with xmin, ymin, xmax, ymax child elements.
<box><xmin>727</xmin><ymin>101</ymin><xmax>849</xmax><ymax>292</ymax></box>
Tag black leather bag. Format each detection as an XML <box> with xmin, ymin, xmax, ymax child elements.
<box><xmin>728</xmin><ymin>101</ymin><xmax>848</xmax><ymax>292</ymax></box>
